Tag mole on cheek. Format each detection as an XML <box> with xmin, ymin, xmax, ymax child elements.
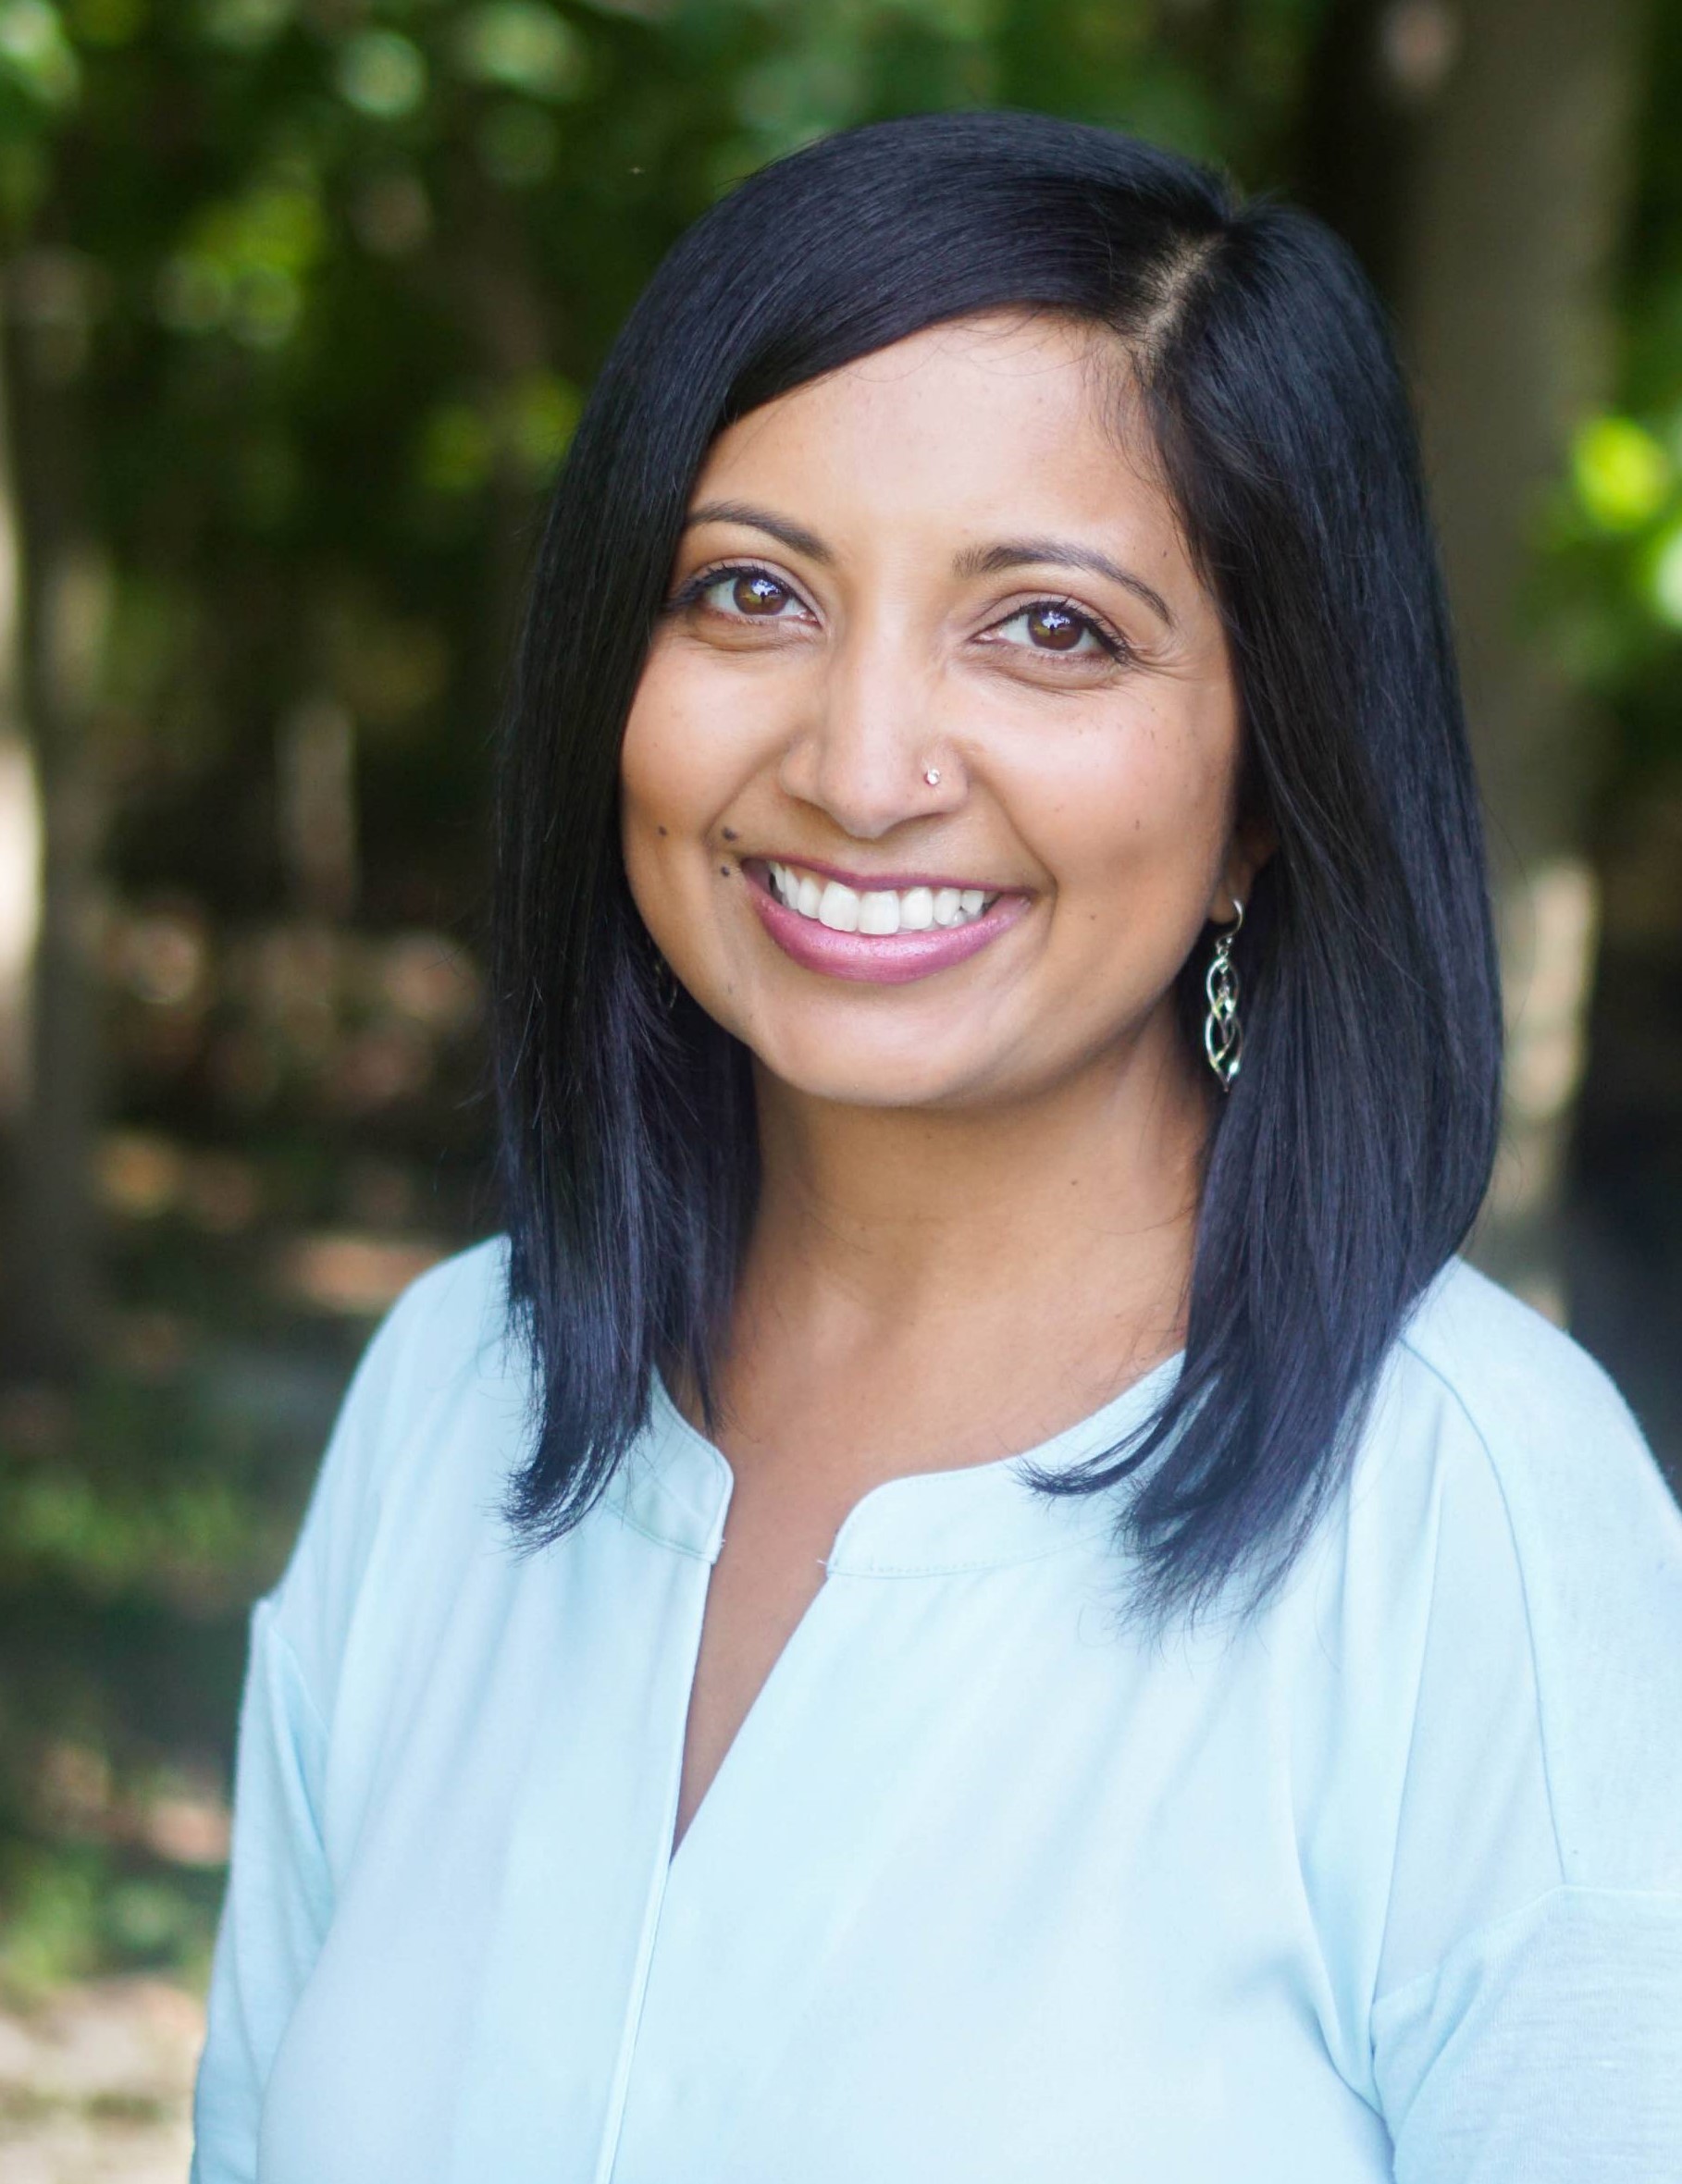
<box><xmin>721</xmin><ymin>828</ymin><xmax>739</xmax><ymax>842</ymax></box>
<box><xmin>718</xmin><ymin>866</ymin><xmax>731</xmax><ymax>878</ymax></box>
<box><xmin>657</xmin><ymin>825</ymin><xmax>668</xmax><ymax>837</ymax></box>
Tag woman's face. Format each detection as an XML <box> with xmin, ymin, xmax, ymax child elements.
<box><xmin>621</xmin><ymin>311</ymin><xmax>1257</xmax><ymax>1113</ymax></box>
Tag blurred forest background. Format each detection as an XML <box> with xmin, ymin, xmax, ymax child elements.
<box><xmin>0</xmin><ymin>0</ymin><xmax>1678</xmax><ymax>2170</ymax></box>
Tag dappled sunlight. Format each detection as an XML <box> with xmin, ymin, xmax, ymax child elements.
<box><xmin>273</xmin><ymin>1229</ymin><xmax>449</xmax><ymax>1317</ymax></box>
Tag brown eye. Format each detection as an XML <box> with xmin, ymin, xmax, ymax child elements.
<box><xmin>1026</xmin><ymin>604</ymin><xmax>1085</xmax><ymax>651</ymax></box>
<box><xmin>680</xmin><ymin>564</ymin><xmax>814</xmax><ymax>629</ymax></box>
<box><xmin>981</xmin><ymin>599</ymin><xmax>1118</xmax><ymax>663</ymax></box>
<box><xmin>733</xmin><ymin>573</ymin><xmax>791</xmax><ymax>616</ymax></box>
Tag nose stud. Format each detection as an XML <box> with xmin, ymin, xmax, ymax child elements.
<box><xmin>922</xmin><ymin>767</ymin><xmax>941</xmax><ymax>787</ymax></box>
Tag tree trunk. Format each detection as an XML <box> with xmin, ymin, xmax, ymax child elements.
<box><xmin>1</xmin><ymin>261</ymin><xmax>111</xmax><ymax>1376</ymax></box>
<box><xmin>1398</xmin><ymin>0</ymin><xmax>1642</xmax><ymax>1317</ymax></box>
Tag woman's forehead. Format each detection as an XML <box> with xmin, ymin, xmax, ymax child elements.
<box><xmin>687</xmin><ymin>315</ymin><xmax>1192</xmax><ymax>597</ymax></box>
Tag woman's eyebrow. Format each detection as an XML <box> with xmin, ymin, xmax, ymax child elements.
<box><xmin>955</xmin><ymin>538</ymin><xmax>1176</xmax><ymax>631</ymax></box>
<box><xmin>683</xmin><ymin>500</ymin><xmax>833</xmax><ymax>564</ymax></box>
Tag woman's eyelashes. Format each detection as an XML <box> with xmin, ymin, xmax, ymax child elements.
<box><xmin>670</xmin><ymin>560</ymin><xmax>1134</xmax><ymax>667</ymax></box>
<box><xmin>670</xmin><ymin>562</ymin><xmax>815</xmax><ymax>625</ymax></box>
<box><xmin>977</xmin><ymin>598</ymin><xmax>1132</xmax><ymax>664</ymax></box>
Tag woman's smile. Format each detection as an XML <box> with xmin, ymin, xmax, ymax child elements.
<box><xmin>742</xmin><ymin>853</ymin><xmax>1033</xmax><ymax>983</ymax></box>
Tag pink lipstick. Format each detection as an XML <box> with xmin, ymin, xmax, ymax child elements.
<box><xmin>742</xmin><ymin>858</ymin><xmax>1033</xmax><ymax>985</ymax></box>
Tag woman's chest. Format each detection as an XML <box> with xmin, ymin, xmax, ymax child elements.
<box><xmin>257</xmin><ymin>1521</ymin><xmax>1395</xmax><ymax>2184</ymax></box>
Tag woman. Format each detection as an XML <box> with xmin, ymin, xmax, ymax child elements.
<box><xmin>192</xmin><ymin>112</ymin><xmax>1682</xmax><ymax>2182</ymax></box>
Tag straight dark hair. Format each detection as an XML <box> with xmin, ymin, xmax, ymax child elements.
<box><xmin>489</xmin><ymin>109</ymin><xmax>1501</xmax><ymax>1623</ymax></box>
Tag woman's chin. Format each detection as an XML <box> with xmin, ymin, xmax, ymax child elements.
<box><xmin>743</xmin><ymin>1025</ymin><xmax>1019</xmax><ymax>1115</ymax></box>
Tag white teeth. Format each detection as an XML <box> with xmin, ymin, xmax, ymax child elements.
<box><xmin>859</xmin><ymin>890</ymin><xmax>900</xmax><ymax>935</ymax></box>
<box><xmin>767</xmin><ymin>863</ymin><xmax>997</xmax><ymax>932</ymax></box>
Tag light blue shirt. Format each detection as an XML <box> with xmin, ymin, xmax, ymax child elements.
<box><xmin>191</xmin><ymin>1239</ymin><xmax>1682</xmax><ymax>2183</ymax></box>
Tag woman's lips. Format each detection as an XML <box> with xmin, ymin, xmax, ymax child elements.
<box><xmin>743</xmin><ymin>860</ymin><xmax>1033</xmax><ymax>984</ymax></box>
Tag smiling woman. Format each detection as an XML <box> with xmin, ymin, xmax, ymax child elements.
<box><xmin>192</xmin><ymin>113</ymin><xmax>1682</xmax><ymax>2184</ymax></box>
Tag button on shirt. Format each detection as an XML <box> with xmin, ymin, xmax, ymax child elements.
<box><xmin>190</xmin><ymin>1239</ymin><xmax>1682</xmax><ymax>2183</ymax></box>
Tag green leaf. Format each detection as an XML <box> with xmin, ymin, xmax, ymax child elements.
<box><xmin>0</xmin><ymin>0</ymin><xmax>80</xmax><ymax>106</ymax></box>
<box><xmin>200</xmin><ymin>0</ymin><xmax>291</xmax><ymax>52</ymax></box>
<box><xmin>336</xmin><ymin>28</ymin><xmax>428</xmax><ymax>120</ymax></box>
<box><xmin>1571</xmin><ymin>415</ymin><xmax>1673</xmax><ymax>534</ymax></box>
<box><xmin>417</xmin><ymin>402</ymin><xmax>496</xmax><ymax>495</ymax></box>
<box><xmin>454</xmin><ymin>3</ymin><xmax>584</xmax><ymax>103</ymax></box>
<box><xmin>1646</xmin><ymin>522</ymin><xmax>1682</xmax><ymax>632</ymax></box>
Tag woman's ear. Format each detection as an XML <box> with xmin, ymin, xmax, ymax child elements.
<box><xmin>1210</xmin><ymin>817</ymin><xmax>1277</xmax><ymax>925</ymax></box>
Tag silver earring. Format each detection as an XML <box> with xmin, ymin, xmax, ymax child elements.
<box><xmin>1204</xmin><ymin>899</ymin><xmax>1244</xmax><ymax>1092</ymax></box>
<box><xmin>922</xmin><ymin>767</ymin><xmax>942</xmax><ymax>787</ymax></box>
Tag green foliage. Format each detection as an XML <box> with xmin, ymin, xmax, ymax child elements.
<box><xmin>454</xmin><ymin>3</ymin><xmax>586</xmax><ymax>101</ymax></box>
<box><xmin>0</xmin><ymin>1837</ymin><xmax>223</xmax><ymax>2000</ymax></box>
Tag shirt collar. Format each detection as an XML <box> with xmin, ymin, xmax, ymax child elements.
<box><xmin>608</xmin><ymin>1355</ymin><xmax>1183</xmax><ymax>1577</ymax></box>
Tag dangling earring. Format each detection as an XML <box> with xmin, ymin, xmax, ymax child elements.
<box><xmin>1203</xmin><ymin>899</ymin><xmax>1243</xmax><ymax>1092</ymax></box>
<box><xmin>654</xmin><ymin>953</ymin><xmax>679</xmax><ymax>1012</ymax></box>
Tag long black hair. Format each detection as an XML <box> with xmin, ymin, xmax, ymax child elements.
<box><xmin>489</xmin><ymin>109</ymin><xmax>1501</xmax><ymax>1623</ymax></box>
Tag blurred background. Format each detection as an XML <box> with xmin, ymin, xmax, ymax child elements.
<box><xmin>0</xmin><ymin>0</ymin><xmax>1677</xmax><ymax>2172</ymax></box>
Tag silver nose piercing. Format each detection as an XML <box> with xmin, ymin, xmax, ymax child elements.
<box><xmin>923</xmin><ymin>767</ymin><xmax>941</xmax><ymax>787</ymax></box>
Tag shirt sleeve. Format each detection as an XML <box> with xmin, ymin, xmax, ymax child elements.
<box><xmin>189</xmin><ymin>1597</ymin><xmax>332</xmax><ymax>2184</ymax></box>
<box><xmin>189</xmin><ymin>1240</ymin><xmax>513</xmax><ymax>2181</ymax></box>
<box><xmin>1367</xmin><ymin>1289</ymin><xmax>1682</xmax><ymax>2180</ymax></box>
<box><xmin>1373</xmin><ymin>1886</ymin><xmax>1682</xmax><ymax>2182</ymax></box>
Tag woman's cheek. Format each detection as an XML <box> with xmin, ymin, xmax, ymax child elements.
<box><xmin>1018</xmin><ymin>760</ymin><xmax>1229</xmax><ymax>1001</ymax></box>
<box><xmin>627</xmin><ymin>647</ymin><xmax>792</xmax><ymax>822</ymax></box>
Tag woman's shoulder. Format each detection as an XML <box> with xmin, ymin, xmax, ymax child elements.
<box><xmin>332</xmin><ymin>1227</ymin><xmax>526</xmax><ymax>1491</ymax></box>
<box><xmin>307</xmin><ymin>1232</ymin><xmax>522</xmax><ymax>1499</ymax></box>
<box><xmin>259</xmin><ymin>1236</ymin><xmax>526</xmax><ymax>1703</ymax></box>
<box><xmin>361</xmin><ymin>1231</ymin><xmax>518</xmax><ymax>1393</ymax></box>
<box><xmin>1367</xmin><ymin>1251</ymin><xmax>1678</xmax><ymax>1598</ymax></box>
<box><xmin>1381</xmin><ymin>1255</ymin><xmax>1677</xmax><ymax>1586</ymax></box>
<box><xmin>1396</xmin><ymin>1255</ymin><xmax>1655</xmax><ymax>1473</ymax></box>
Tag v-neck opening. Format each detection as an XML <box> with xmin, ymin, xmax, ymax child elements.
<box><xmin>646</xmin><ymin>1349</ymin><xmax>1185</xmax><ymax>1874</ymax></box>
<box><xmin>664</xmin><ymin>1553</ymin><xmax>838</xmax><ymax>1874</ymax></box>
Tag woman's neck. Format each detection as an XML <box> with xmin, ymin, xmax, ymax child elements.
<box><xmin>702</xmin><ymin>1010</ymin><xmax>1211</xmax><ymax>1468</ymax></box>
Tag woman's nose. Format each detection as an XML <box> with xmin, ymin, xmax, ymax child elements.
<box><xmin>776</xmin><ymin>631</ymin><xmax>963</xmax><ymax>839</ymax></box>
